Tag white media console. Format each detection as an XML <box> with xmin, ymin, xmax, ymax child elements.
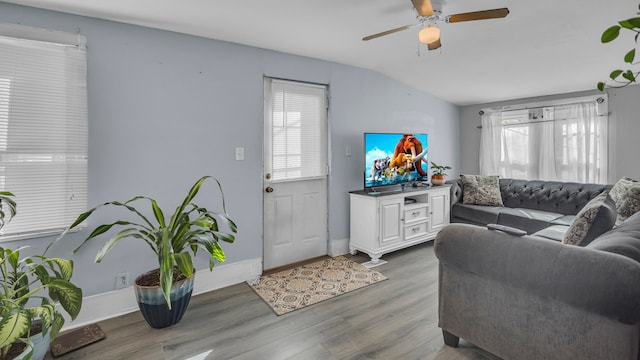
<box><xmin>349</xmin><ymin>185</ymin><xmax>451</xmax><ymax>263</ymax></box>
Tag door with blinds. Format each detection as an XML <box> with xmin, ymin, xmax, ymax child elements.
<box><xmin>263</xmin><ymin>78</ymin><xmax>328</xmax><ymax>270</ymax></box>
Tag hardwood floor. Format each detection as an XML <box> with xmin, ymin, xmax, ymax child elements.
<box><xmin>45</xmin><ymin>243</ymin><xmax>499</xmax><ymax>360</ymax></box>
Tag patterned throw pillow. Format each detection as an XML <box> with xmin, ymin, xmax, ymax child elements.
<box><xmin>461</xmin><ymin>175</ymin><xmax>504</xmax><ymax>206</ymax></box>
<box><xmin>609</xmin><ymin>177</ymin><xmax>640</xmax><ymax>225</ymax></box>
<box><xmin>563</xmin><ymin>191</ymin><xmax>616</xmax><ymax>246</ymax></box>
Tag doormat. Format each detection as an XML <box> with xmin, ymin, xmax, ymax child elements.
<box><xmin>50</xmin><ymin>323</ymin><xmax>106</xmax><ymax>357</ymax></box>
<box><xmin>250</xmin><ymin>256</ymin><xmax>387</xmax><ymax>315</ymax></box>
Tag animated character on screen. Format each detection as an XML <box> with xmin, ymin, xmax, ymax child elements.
<box><xmin>370</xmin><ymin>156</ymin><xmax>390</xmax><ymax>181</ymax></box>
<box><xmin>392</xmin><ymin>134</ymin><xmax>428</xmax><ymax>177</ymax></box>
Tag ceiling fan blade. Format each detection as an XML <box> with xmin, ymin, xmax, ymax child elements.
<box><xmin>362</xmin><ymin>25</ymin><xmax>413</xmax><ymax>41</ymax></box>
<box><xmin>411</xmin><ymin>0</ymin><xmax>434</xmax><ymax>17</ymax></box>
<box><xmin>448</xmin><ymin>8</ymin><xmax>509</xmax><ymax>23</ymax></box>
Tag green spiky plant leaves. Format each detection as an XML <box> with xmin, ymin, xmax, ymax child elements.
<box><xmin>57</xmin><ymin>176</ymin><xmax>237</xmax><ymax>309</ymax></box>
<box><xmin>598</xmin><ymin>4</ymin><xmax>640</xmax><ymax>91</ymax></box>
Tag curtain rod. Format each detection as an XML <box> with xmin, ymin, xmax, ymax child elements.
<box><xmin>479</xmin><ymin>96</ymin><xmax>606</xmax><ymax>116</ymax></box>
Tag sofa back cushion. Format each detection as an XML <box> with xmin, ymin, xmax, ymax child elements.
<box><xmin>460</xmin><ymin>175</ymin><xmax>504</xmax><ymax>206</ymax></box>
<box><xmin>609</xmin><ymin>177</ymin><xmax>640</xmax><ymax>225</ymax></box>
<box><xmin>499</xmin><ymin>179</ymin><xmax>610</xmax><ymax>215</ymax></box>
<box><xmin>563</xmin><ymin>192</ymin><xmax>616</xmax><ymax>246</ymax></box>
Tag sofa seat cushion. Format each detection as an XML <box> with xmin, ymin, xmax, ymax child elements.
<box><xmin>550</xmin><ymin>215</ymin><xmax>576</xmax><ymax>226</ymax></box>
<box><xmin>497</xmin><ymin>208</ymin><xmax>564</xmax><ymax>234</ymax></box>
<box><xmin>587</xmin><ymin>211</ymin><xmax>640</xmax><ymax>262</ymax></box>
<box><xmin>533</xmin><ymin>225</ymin><xmax>570</xmax><ymax>242</ymax></box>
<box><xmin>563</xmin><ymin>192</ymin><xmax>617</xmax><ymax>246</ymax></box>
<box><xmin>451</xmin><ymin>203</ymin><xmax>502</xmax><ymax>225</ymax></box>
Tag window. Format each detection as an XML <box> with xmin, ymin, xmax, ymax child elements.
<box><xmin>264</xmin><ymin>78</ymin><xmax>327</xmax><ymax>182</ymax></box>
<box><xmin>480</xmin><ymin>96</ymin><xmax>608</xmax><ymax>184</ymax></box>
<box><xmin>0</xmin><ymin>24</ymin><xmax>87</xmax><ymax>239</ymax></box>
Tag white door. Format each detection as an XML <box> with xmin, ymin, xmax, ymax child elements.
<box><xmin>263</xmin><ymin>78</ymin><xmax>328</xmax><ymax>270</ymax></box>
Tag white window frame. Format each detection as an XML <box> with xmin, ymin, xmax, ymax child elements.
<box><xmin>264</xmin><ymin>78</ymin><xmax>328</xmax><ymax>183</ymax></box>
<box><xmin>480</xmin><ymin>95</ymin><xmax>608</xmax><ymax>184</ymax></box>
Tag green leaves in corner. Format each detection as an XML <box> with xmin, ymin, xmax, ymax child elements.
<box><xmin>598</xmin><ymin>8</ymin><xmax>640</xmax><ymax>91</ymax></box>
<box><xmin>602</xmin><ymin>25</ymin><xmax>621</xmax><ymax>43</ymax></box>
<box><xmin>625</xmin><ymin>48</ymin><xmax>637</xmax><ymax>63</ymax></box>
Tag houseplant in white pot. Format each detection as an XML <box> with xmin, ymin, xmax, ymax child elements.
<box><xmin>0</xmin><ymin>247</ymin><xmax>82</xmax><ymax>360</ymax></box>
<box><xmin>58</xmin><ymin>176</ymin><xmax>237</xmax><ymax>329</ymax></box>
<box><xmin>430</xmin><ymin>162</ymin><xmax>452</xmax><ymax>186</ymax></box>
<box><xmin>0</xmin><ymin>192</ymin><xmax>82</xmax><ymax>360</ymax></box>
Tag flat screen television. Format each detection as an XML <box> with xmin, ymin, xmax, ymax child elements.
<box><xmin>364</xmin><ymin>133</ymin><xmax>429</xmax><ymax>189</ymax></box>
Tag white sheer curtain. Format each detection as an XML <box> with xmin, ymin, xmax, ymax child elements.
<box><xmin>480</xmin><ymin>100</ymin><xmax>607</xmax><ymax>184</ymax></box>
<box><xmin>479</xmin><ymin>110</ymin><xmax>502</xmax><ymax>176</ymax></box>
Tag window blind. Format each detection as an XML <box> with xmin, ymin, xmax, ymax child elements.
<box><xmin>267</xmin><ymin>79</ymin><xmax>327</xmax><ymax>182</ymax></box>
<box><xmin>0</xmin><ymin>25</ymin><xmax>87</xmax><ymax>239</ymax></box>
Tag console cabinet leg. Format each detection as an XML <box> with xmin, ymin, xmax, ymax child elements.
<box><xmin>442</xmin><ymin>330</ymin><xmax>460</xmax><ymax>347</ymax></box>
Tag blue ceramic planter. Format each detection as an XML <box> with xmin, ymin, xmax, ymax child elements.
<box><xmin>134</xmin><ymin>270</ymin><xmax>195</xmax><ymax>329</ymax></box>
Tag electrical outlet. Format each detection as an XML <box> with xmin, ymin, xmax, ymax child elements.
<box><xmin>115</xmin><ymin>272</ymin><xmax>129</xmax><ymax>289</ymax></box>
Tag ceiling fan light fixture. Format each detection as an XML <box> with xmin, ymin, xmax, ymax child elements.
<box><xmin>418</xmin><ymin>25</ymin><xmax>440</xmax><ymax>45</ymax></box>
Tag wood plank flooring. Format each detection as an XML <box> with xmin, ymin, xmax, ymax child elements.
<box><xmin>45</xmin><ymin>243</ymin><xmax>500</xmax><ymax>360</ymax></box>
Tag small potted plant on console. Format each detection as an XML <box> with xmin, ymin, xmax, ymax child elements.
<box><xmin>430</xmin><ymin>162</ymin><xmax>452</xmax><ymax>186</ymax></box>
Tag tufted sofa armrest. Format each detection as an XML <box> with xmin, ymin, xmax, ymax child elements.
<box><xmin>435</xmin><ymin>223</ymin><xmax>640</xmax><ymax>324</ymax></box>
<box><xmin>447</xmin><ymin>179</ymin><xmax>463</xmax><ymax>206</ymax></box>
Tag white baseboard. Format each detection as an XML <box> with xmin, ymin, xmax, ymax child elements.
<box><xmin>329</xmin><ymin>237</ymin><xmax>350</xmax><ymax>257</ymax></box>
<box><xmin>62</xmin><ymin>257</ymin><xmax>263</xmax><ymax>331</ymax></box>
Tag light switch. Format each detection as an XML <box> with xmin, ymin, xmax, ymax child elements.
<box><xmin>346</xmin><ymin>145</ymin><xmax>352</xmax><ymax>157</ymax></box>
<box><xmin>235</xmin><ymin>147</ymin><xmax>244</xmax><ymax>161</ymax></box>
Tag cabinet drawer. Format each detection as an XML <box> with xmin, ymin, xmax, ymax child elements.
<box><xmin>404</xmin><ymin>205</ymin><xmax>428</xmax><ymax>223</ymax></box>
<box><xmin>405</xmin><ymin>221</ymin><xmax>428</xmax><ymax>240</ymax></box>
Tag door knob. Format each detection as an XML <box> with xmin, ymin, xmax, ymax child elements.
<box><xmin>265</xmin><ymin>186</ymin><xmax>274</xmax><ymax>193</ymax></box>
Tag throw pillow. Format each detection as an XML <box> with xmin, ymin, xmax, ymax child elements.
<box><xmin>563</xmin><ymin>191</ymin><xmax>616</xmax><ymax>246</ymax></box>
<box><xmin>609</xmin><ymin>177</ymin><xmax>640</xmax><ymax>225</ymax></box>
<box><xmin>461</xmin><ymin>175</ymin><xmax>504</xmax><ymax>206</ymax></box>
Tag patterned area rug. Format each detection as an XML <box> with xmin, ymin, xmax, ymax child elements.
<box><xmin>251</xmin><ymin>256</ymin><xmax>388</xmax><ymax>315</ymax></box>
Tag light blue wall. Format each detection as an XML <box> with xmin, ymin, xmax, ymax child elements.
<box><xmin>0</xmin><ymin>3</ymin><xmax>460</xmax><ymax>296</ymax></box>
<box><xmin>459</xmin><ymin>86</ymin><xmax>640</xmax><ymax>183</ymax></box>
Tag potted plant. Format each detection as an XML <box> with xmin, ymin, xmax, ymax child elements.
<box><xmin>0</xmin><ymin>247</ymin><xmax>82</xmax><ymax>360</ymax></box>
<box><xmin>0</xmin><ymin>192</ymin><xmax>82</xmax><ymax>360</ymax></box>
<box><xmin>58</xmin><ymin>176</ymin><xmax>237</xmax><ymax>329</ymax></box>
<box><xmin>0</xmin><ymin>191</ymin><xmax>17</xmax><ymax>230</ymax></box>
<box><xmin>430</xmin><ymin>162</ymin><xmax>452</xmax><ymax>186</ymax></box>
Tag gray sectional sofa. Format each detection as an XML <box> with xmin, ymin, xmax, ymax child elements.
<box><xmin>435</xmin><ymin>178</ymin><xmax>640</xmax><ymax>359</ymax></box>
<box><xmin>449</xmin><ymin>178</ymin><xmax>611</xmax><ymax>237</ymax></box>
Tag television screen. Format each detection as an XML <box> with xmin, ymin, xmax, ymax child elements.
<box><xmin>364</xmin><ymin>133</ymin><xmax>428</xmax><ymax>189</ymax></box>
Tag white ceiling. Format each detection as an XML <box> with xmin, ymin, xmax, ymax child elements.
<box><xmin>3</xmin><ymin>0</ymin><xmax>636</xmax><ymax>105</ymax></box>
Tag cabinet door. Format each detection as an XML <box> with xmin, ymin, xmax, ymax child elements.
<box><xmin>429</xmin><ymin>190</ymin><xmax>450</xmax><ymax>233</ymax></box>
<box><xmin>380</xmin><ymin>198</ymin><xmax>403</xmax><ymax>245</ymax></box>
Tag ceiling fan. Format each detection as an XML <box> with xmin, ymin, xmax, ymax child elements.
<box><xmin>362</xmin><ymin>0</ymin><xmax>509</xmax><ymax>50</ymax></box>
